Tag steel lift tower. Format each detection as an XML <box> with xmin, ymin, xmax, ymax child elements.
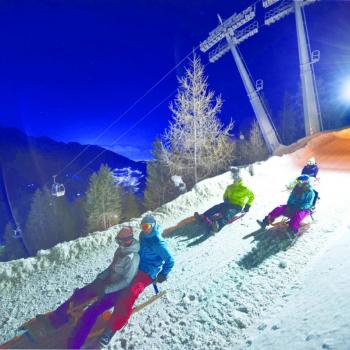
<box><xmin>264</xmin><ymin>0</ymin><xmax>321</xmax><ymax>135</ymax></box>
<box><xmin>200</xmin><ymin>6</ymin><xmax>281</xmax><ymax>154</ymax></box>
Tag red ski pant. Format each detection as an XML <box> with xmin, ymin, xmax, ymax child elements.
<box><xmin>268</xmin><ymin>205</ymin><xmax>310</xmax><ymax>232</ymax></box>
<box><xmin>108</xmin><ymin>270</ymin><xmax>152</xmax><ymax>332</ymax></box>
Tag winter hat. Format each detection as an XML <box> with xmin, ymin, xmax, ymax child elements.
<box><xmin>117</xmin><ymin>226</ymin><xmax>134</xmax><ymax>240</ymax></box>
<box><xmin>141</xmin><ymin>215</ymin><xmax>156</xmax><ymax>226</ymax></box>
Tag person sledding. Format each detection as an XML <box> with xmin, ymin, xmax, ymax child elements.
<box><xmin>257</xmin><ymin>174</ymin><xmax>315</xmax><ymax>237</ymax></box>
<box><xmin>301</xmin><ymin>157</ymin><xmax>320</xmax><ymax>211</ymax></box>
<box><xmin>195</xmin><ymin>169</ymin><xmax>255</xmax><ymax>234</ymax></box>
<box><xmin>97</xmin><ymin>214</ymin><xmax>175</xmax><ymax>347</ymax></box>
<box><xmin>36</xmin><ymin>226</ymin><xmax>139</xmax><ymax>348</ymax></box>
<box><xmin>301</xmin><ymin>157</ymin><xmax>319</xmax><ymax>178</ymax></box>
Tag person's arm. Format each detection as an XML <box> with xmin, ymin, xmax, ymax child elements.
<box><xmin>300</xmin><ymin>190</ymin><xmax>315</xmax><ymax>210</ymax></box>
<box><xmin>246</xmin><ymin>187</ymin><xmax>255</xmax><ymax>206</ymax></box>
<box><xmin>104</xmin><ymin>254</ymin><xmax>140</xmax><ymax>294</ymax></box>
<box><xmin>154</xmin><ymin>240</ymin><xmax>174</xmax><ymax>277</ymax></box>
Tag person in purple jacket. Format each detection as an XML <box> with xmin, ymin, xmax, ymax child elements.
<box><xmin>301</xmin><ymin>157</ymin><xmax>319</xmax><ymax>178</ymax></box>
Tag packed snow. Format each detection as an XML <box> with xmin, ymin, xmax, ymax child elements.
<box><xmin>0</xmin><ymin>129</ymin><xmax>349</xmax><ymax>350</ymax></box>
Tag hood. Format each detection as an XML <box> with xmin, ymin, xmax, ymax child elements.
<box><xmin>118</xmin><ymin>238</ymin><xmax>140</xmax><ymax>254</ymax></box>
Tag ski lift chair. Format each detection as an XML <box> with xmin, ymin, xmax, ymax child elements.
<box><xmin>52</xmin><ymin>176</ymin><xmax>65</xmax><ymax>197</ymax></box>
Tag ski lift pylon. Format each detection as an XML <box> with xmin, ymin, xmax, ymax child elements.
<box><xmin>51</xmin><ymin>175</ymin><xmax>65</xmax><ymax>197</ymax></box>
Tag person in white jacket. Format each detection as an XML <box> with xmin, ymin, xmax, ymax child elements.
<box><xmin>37</xmin><ymin>226</ymin><xmax>140</xmax><ymax>349</ymax></box>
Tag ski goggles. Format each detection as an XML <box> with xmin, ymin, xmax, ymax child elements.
<box><xmin>296</xmin><ymin>179</ymin><xmax>308</xmax><ymax>185</ymax></box>
<box><xmin>115</xmin><ymin>236</ymin><xmax>133</xmax><ymax>244</ymax></box>
<box><xmin>141</xmin><ymin>223</ymin><xmax>153</xmax><ymax>231</ymax></box>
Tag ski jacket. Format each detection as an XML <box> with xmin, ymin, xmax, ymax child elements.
<box><xmin>223</xmin><ymin>180</ymin><xmax>255</xmax><ymax>209</ymax></box>
<box><xmin>302</xmin><ymin>164</ymin><xmax>319</xmax><ymax>178</ymax></box>
<box><xmin>287</xmin><ymin>186</ymin><xmax>315</xmax><ymax>210</ymax></box>
<box><xmin>97</xmin><ymin>239</ymin><xmax>140</xmax><ymax>294</ymax></box>
<box><xmin>139</xmin><ymin>224</ymin><xmax>175</xmax><ymax>280</ymax></box>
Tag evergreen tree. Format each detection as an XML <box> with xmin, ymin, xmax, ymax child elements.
<box><xmin>2</xmin><ymin>223</ymin><xmax>26</xmax><ymax>261</ymax></box>
<box><xmin>239</xmin><ymin>120</ymin><xmax>269</xmax><ymax>164</ymax></box>
<box><xmin>85</xmin><ymin>164</ymin><xmax>121</xmax><ymax>232</ymax></box>
<box><xmin>24</xmin><ymin>187</ymin><xmax>81</xmax><ymax>254</ymax></box>
<box><xmin>161</xmin><ymin>55</ymin><xmax>234</xmax><ymax>188</ymax></box>
<box><xmin>122</xmin><ymin>190</ymin><xmax>140</xmax><ymax>221</ymax></box>
<box><xmin>25</xmin><ymin>187</ymin><xmax>57</xmax><ymax>254</ymax></box>
<box><xmin>144</xmin><ymin>139</ymin><xmax>177</xmax><ymax>211</ymax></box>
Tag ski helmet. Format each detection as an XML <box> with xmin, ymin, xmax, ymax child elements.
<box><xmin>307</xmin><ymin>157</ymin><xmax>316</xmax><ymax>165</ymax></box>
<box><xmin>141</xmin><ymin>215</ymin><xmax>156</xmax><ymax>232</ymax></box>
<box><xmin>296</xmin><ymin>174</ymin><xmax>310</xmax><ymax>184</ymax></box>
<box><xmin>141</xmin><ymin>215</ymin><xmax>156</xmax><ymax>225</ymax></box>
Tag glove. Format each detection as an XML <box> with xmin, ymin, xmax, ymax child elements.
<box><xmin>243</xmin><ymin>204</ymin><xmax>250</xmax><ymax>213</ymax></box>
<box><xmin>156</xmin><ymin>274</ymin><xmax>167</xmax><ymax>283</ymax></box>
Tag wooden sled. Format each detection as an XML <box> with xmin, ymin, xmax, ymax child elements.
<box><xmin>1</xmin><ymin>289</ymin><xmax>166</xmax><ymax>349</ymax></box>
<box><xmin>163</xmin><ymin>212</ymin><xmax>246</xmax><ymax>237</ymax></box>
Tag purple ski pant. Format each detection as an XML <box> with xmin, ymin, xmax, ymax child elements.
<box><xmin>49</xmin><ymin>279</ymin><xmax>120</xmax><ymax>349</ymax></box>
<box><xmin>268</xmin><ymin>205</ymin><xmax>310</xmax><ymax>233</ymax></box>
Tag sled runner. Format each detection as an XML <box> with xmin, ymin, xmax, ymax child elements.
<box><xmin>243</xmin><ymin>217</ymin><xmax>311</xmax><ymax>249</ymax></box>
<box><xmin>163</xmin><ymin>212</ymin><xmax>245</xmax><ymax>237</ymax></box>
<box><xmin>0</xmin><ymin>289</ymin><xmax>166</xmax><ymax>349</ymax></box>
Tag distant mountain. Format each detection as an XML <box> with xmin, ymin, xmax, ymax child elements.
<box><xmin>0</xmin><ymin>125</ymin><xmax>147</xmax><ymax>239</ymax></box>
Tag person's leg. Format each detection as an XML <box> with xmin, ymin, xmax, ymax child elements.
<box><xmin>257</xmin><ymin>205</ymin><xmax>288</xmax><ymax>229</ymax></box>
<box><xmin>203</xmin><ymin>202</ymin><xmax>227</xmax><ymax>220</ymax></box>
<box><xmin>49</xmin><ymin>279</ymin><xmax>103</xmax><ymax>327</ymax></box>
<box><xmin>267</xmin><ymin>205</ymin><xmax>288</xmax><ymax>222</ymax></box>
<box><xmin>67</xmin><ymin>291</ymin><xmax>119</xmax><ymax>349</ymax></box>
<box><xmin>108</xmin><ymin>271</ymin><xmax>152</xmax><ymax>332</ymax></box>
<box><xmin>217</xmin><ymin>206</ymin><xmax>240</xmax><ymax>230</ymax></box>
<box><xmin>289</xmin><ymin>209</ymin><xmax>310</xmax><ymax>234</ymax></box>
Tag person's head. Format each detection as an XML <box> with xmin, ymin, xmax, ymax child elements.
<box><xmin>295</xmin><ymin>174</ymin><xmax>310</xmax><ymax>189</ymax></box>
<box><xmin>140</xmin><ymin>215</ymin><xmax>156</xmax><ymax>235</ymax></box>
<box><xmin>307</xmin><ymin>157</ymin><xmax>316</xmax><ymax>166</ymax></box>
<box><xmin>230</xmin><ymin>167</ymin><xmax>242</xmax><ymax>182</ymax></box>
<box><xmin>115</xmin><ymin>226</ymin><xmax>134</xmax><ymax>247</ymax></box>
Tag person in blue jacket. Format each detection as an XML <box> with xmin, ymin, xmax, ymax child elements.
<box><xmin>301</xmin><ymin>157</ymin><xmax>319</xmax><ymax>209</ymax></box>
<box><xmin>99</xmin><ymin>214</ymin><xmax>175</xmax><ymax>346</ymax></box>
<box><xmin>257</xmin><ymin>175</ymin><xmax>315</xmax><ymax>236</ymax></box>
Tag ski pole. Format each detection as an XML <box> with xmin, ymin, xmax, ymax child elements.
<box><xmin>153</xmin><ymin>283</ymin><xmax>159</xmax><ymax>295</ymax></box>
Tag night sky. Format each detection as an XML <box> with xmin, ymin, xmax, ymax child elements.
<box><xmin>1</xmin><ymin>0</ymin><xmax>350</xmax><ymax>160</ymax></box>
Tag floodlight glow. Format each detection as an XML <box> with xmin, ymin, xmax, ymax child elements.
<box><xmin>341</xmin><ymin>80</ymin><xmax>350</xmax><ymax>101</ymax></box>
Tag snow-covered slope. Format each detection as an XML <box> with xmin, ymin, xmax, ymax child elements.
<box><xmin>1</xmin><ymin>129</ymin><xmax>349</xmax><ymax>349</ymax></box>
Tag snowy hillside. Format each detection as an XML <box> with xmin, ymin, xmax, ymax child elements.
<box><xmin>1</xmin><ymin>129</ymin><xmax>350</xmax><ymax>350</ymax></box>
<box><xmin>112</xmin><ymin>167</ymin><xmax>145</xmax><ymax>193</ymax></box>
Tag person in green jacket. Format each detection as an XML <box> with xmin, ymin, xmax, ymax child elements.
<box><xmin>195</xmin><ymin>170</ymin><xmax>255</xmax><ymax>234</ymax></box>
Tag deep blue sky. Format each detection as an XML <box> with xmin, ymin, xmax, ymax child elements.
<box><xmin>1</xmin><ymin>0</ymin><xmax>350</xmax><ymax>160</ymax></box>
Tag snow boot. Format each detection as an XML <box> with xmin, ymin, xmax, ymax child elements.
<box><xmin>194</xmin><ymin>212</ymin><xmax>203</xmax><ymax>223</ymax></box>
<box><xmin>99</xmin><ymin>329</ymin><xmax>115</xmax><ymax>348</ymax></box>
<box><xmin>256</xmin><ymin>217</ymin><xmax>269</xmax><ymax>230</ymax></box>
<box><xmin>210</xmin><ymin>220</ymin><xmax>220</xmax><ymax>235</ymax></box>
